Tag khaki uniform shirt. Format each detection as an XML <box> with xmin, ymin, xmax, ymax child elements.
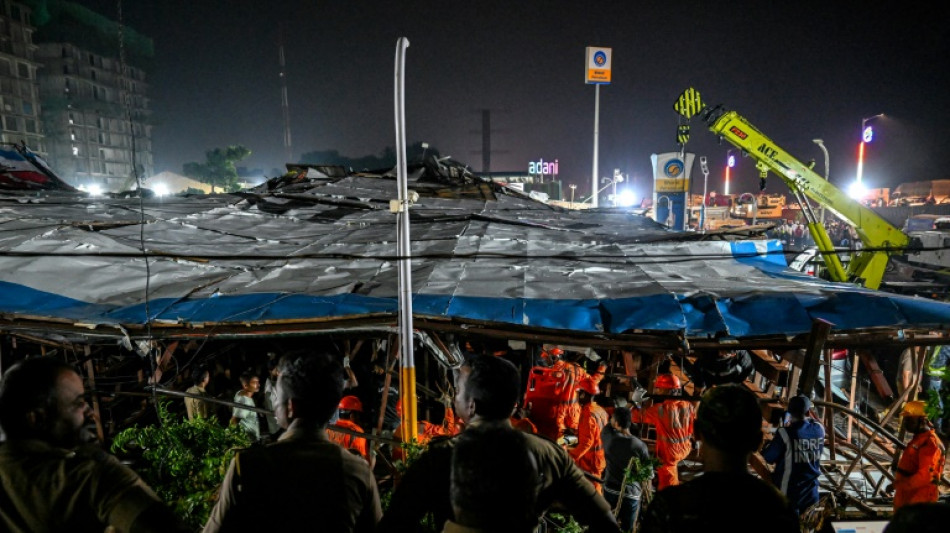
<box><xmin>185</xmin><ymin>384</ymin><xmax>209</xmax><ymax>420</ymax></box>
<box><xmin>0</xmin><ymin>439</ymin><xmax>162</xmax><ymax>533</ymax></box>
<box><xmin>376</xmin><ymin>419</ymin><xmax>619</xmax><ymax>533</ymax></box>
<box><xmin>202</xmin><ymin>426</ymin><xmax>381</xmax><ymax>533</ymax></box>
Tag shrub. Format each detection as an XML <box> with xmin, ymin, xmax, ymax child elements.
<box><xmin>111</xmin><ymin>401</ymin><xmax>251</xmax><ymax>531</ymax></box>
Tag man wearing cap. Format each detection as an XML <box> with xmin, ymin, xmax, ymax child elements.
<box><xmin>888</xmin><ymin>400</ymin><xmax>946</xmax><ymax>510</ymax></box>
<box><xmin>632</xmin><ymin>373</ymin><xmax>697</xmax><ymax>489</ymax></box>
<box><xmin>761</xmin><ymin>395</ymin><xmax>826</xmax><ymax>516</ymax></box>
<box><xmin>569</xmin><ymin>376</ymin><xmax>609</xmax><ymax>493</ymax></box>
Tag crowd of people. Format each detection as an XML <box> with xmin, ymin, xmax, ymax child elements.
<box><xmin>764</xmin><ymin>218</ymin><xmax>859</xmax><ymax>251</ymax></box>
<box><xmin>0</xmin><ymin>343</ymin><xmax>947</xmax><ymax>533</ymax></box>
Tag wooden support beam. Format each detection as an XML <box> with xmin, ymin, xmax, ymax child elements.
<box><xmin>857</xmin><ymin>349</ymin><xmax>894</xmax><ymax>404</ymax></box>
<box><xmin>823</xmin><ymin>349</ymin><xmax>837</xmax><ymax>460</ymax></box>
<box><xmin>748</xmin><ymin>349</ymin><xmax>789</xmax><ymax>385</ymax></box>
<box><xmin>745</xmin><ymin>380</ymin><xmax>785</xmax><ymax>426</ymax></box>
<box><xmin>149</xmin><ymin>341</ymin><xmax>179</xmax><ymax>384</ymax></box>
<box><xmin>799</xmin><ymin>319</ymin><xmax>834</xmax><ymax>397</ymax></box>
<box><xmin>83</xmin><ymin>346</ymin><xmax>105</xmax><ymax>443</ymax></box>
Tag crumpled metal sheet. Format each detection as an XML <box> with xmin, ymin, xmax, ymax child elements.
<box><xmin>0</xmin><ymin>165</ymin><xmax>948</xmax><ymax>339</ymax></box>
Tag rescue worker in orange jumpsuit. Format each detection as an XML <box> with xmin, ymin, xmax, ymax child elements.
<box><xmin>888</xmin><ymin>400</ymin><xmax>946</xmax><ymax>510</ymax></box>
<box><xmin>632</xmin><ymin>373</ymin><xmax>697</xmax><ymax>490</ymax></box>
<box><xmin>511</xmin><ymin>406</ymin><xmax>538</xmax><ymax>434</ymax></box>
<box><xmin>327</xmin><ymin>395</ymin><xmax>369</xmax><ymax>462</ymax></box>
<box><xmin>544</xmin><ymin>347</ymin><xmax>606</xmax><ymax>439</ymax></box>
<box><xmin>391</xmin><ymin>398</ymin><xmax>460</xmax><ymax>462</ymax></box>
<box><xmin>569</xmin><ymin>376</ymin><xmax>609</xmax><ymax>493</ymax></box>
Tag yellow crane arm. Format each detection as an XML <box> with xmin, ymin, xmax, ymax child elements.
<box><xmin>674</xmin><ymin>88</ymin><xmax>908</xmax><ymax>289</ymax></box>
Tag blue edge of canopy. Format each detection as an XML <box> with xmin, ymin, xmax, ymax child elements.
<box><xmin>1</xmin><ymin>241</ymin><xmax>948</xmax><ymax>338</ymax></box>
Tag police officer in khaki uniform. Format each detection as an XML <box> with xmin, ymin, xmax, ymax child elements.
<box><xmin>377</xmin><ymin>353</ymin><xmax>620</xmax><ymax>533</ymax></box>
<box><xmin>0</xmin><ymin>357</ymin><xmax>186</xmax><ymax>533</ymax></box>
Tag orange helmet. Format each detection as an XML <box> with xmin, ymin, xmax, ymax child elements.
<box><xmin>654</xmin><ymin>373</ymin><xmax>681</xmax><ymax>390</ymax></box>
<box><xmin>338</xmin><ymin>395</ymin><xmax>363</xmax><ymax>412</ymax></box>
<box><xmin>576</xmin><ymin>377</ymin><xmax>599</xmax><ymax>396</ymax></box>
<box><xmin>549</xmin><ymin>347</ymin><xmax>564</xmax><ymax>357</ymax></box>
<box><xmin>901</xmin><ymin>400</ymin><xmax>927</xmax><ymax>418</ymax></box>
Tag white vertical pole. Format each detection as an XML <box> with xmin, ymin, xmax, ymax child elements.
<box><xmin>393</xmin><ymin>37</ymin><xmax>417</xmax><ymax>443</ymax></box>
<box><xmin>591</xmin><ymin>84</ymin><xmax>600</xmax><ymax>208</ymax></box>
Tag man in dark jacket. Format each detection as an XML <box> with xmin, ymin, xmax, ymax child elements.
<box><xmin>377</xmin><ymin>353</ymin><xmax>619</xmax><ymax>533</ymax></box>
<box><xmin>203</xmin><ymin>351</ymin><xmax>381</xmax><ymax>532</ymax></box>
<box><xmin>640</xmin><ymin>384</ymin><xmax>800</xmax><ymax>533</ymax></box>
<box><xmin>761</xmin><ymin>395</ymin><xmax>826</xmax><ymax>516</ymax></box>
<box><xmin>602</xmin><ymin>406</ymin><xmax>652</xmax><ymax>533</ymax></box>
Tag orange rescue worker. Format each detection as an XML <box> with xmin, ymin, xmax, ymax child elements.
<box><xmin>889</xmin><ymin>400</ymin><xmax>946</xmax><ymax>510</ymax></box>
<box><xmin>546</xmin><ymin>348</ymin><xmax>606</xmax><ymax>438</ymax></box>
<box><xmin>569</xmin><ymin>377</ymin><xmax>609</xmax><ymax>493</ymax></box>
<box><xmin>327</xmin><ymin>395</ymin><xmax>369</xmax><ymax>462</ymax></box>
<box><xmin>632</xmin><ymin>373</ymin><xmax>696</xmax><ymax>490</ymax></box>
<box><xmin>391</xmin><ymin>399</ymin><xmax>460</xmax><ymax>462</ymax></box>
<box><xmin>511</xmin><ymin>406</ymin><xmax>538</xmax><ymax>434</ymax></box>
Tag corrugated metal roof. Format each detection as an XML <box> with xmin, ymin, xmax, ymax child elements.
<box><xmin>1</xmin><ymin>159</ymin><xmax>948</xmax><ymax>346</ymax></box>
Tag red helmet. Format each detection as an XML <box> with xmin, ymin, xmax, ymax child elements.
<box><xmin>338</xmin><ymin>395</ymin><xmax>363</xmax><ymax>412</ymax></box>
<box><xmin>576</xmin><ymin>377</ymin><xmax>600</xmax><ymax>396</ymax></box>
<box><xmin>654</xmin><ymin>373</ymin><xmax>681</xmax><ymax>390</ymax></box>
<box><xmin>549</xmin><ymin>347</ymin><xmax>564</xmax><ymax>357</ymax></box>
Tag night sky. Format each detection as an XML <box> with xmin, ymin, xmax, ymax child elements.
<box><xmin>71</xmin><ymin>1</ymin><xmax>949</xmax><ymax>200</ymax></box>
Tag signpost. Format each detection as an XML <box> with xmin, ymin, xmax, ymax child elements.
<box><xmin>585</xmin><ymin>47</ymin><xmax>612</xmax><ymax>208</ymax></box>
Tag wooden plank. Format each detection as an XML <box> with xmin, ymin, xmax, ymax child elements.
<box><xmin>83</xmin><ymin>349</ymin><xmax>105</xmax><ymax>443</ymax></box>
<box><xmin>800</xmin><ymin>319</ymin><xmax>834</xmax><ymax>396</ymax></box>
<box><xmin>748</xmin><ymin>349</ymin><xmax>789</xmax><ymax>384</ymax></box>
<box><xmin>857</xmin><ymin>349</ymin><xmax>894</xmax><ymax>403</ymax></box>
<box><xmin>744</xmin><ymin>380</ymin><xmax>785</xmax><ymax>426</ymax></box>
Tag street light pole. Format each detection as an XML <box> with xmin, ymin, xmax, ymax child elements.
<box><xmin>725</xmin><ymin>149</ymin><xmax>734</xmax><ymax>196</ymax></box>
<box><xmin>570</xmin><ymin>184</ymin><xmax>577</xmax><ymax>208</ymax></box>
<box><xmin>855</xmin><ymin>113</ymin><xmax>884</xmax><ymax>185</ymax></box>
<box><xmin>612</xmin><ymin>169</ymin><xmax>623</xmax><ymax>207</ymax></box>
<box><xmin>813</xmin><ymin>138</ymin><xmax>829</xmax><ymax>223</ymax></box>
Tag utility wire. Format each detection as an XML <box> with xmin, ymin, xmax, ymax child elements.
<box><xmin>115</xmin><ymin>0</ymin><xmax>159</xmax><ymax>420</ymax></box>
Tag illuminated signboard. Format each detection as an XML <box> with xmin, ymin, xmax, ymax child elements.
<box><xmin>584</xmin><ymin>47</ymin><xmax>612</xmax><ymax>84</ymax></box>
<box><xmin>528</xmin><ymin>158</ymin><xmax>559</xmax><ymax>176</ymax></box>
<box><xmin>655</xmin><ymin>157</ymin><xmax>688</xmax><ymax>192</ymax></box>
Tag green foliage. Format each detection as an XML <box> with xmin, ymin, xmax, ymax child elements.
<box><xmin>924</xmin><ymin>389</ymin><xmax>945</xmax><ymax>422</ymax></box>
<box><xmin>926</xmin><ymin>360</ymin><xmax>949</xmax><ymax>423</ymax></box>
<box><xmin>544</xmin><ymin>512</ymin><xmax>585</xmax><ymax>533</ymax></box>
<box><xmin>379</xmin><ymin>438</ymin><xmax>439</xmax><ymax>533</ymax></box>
<box><xmin>183</xmin><ymin>146</ymin><xmax>251</xmax><ymax>192</ymax></box>
<box><xmin>111</xmin><ymin>401</ymin><xmax>251</xmax><ymax>531</ymax></box>
<box><xmin>624</xmin><ymin>455</ymin><xmax>661</xmax><ymax>484</ymax></box>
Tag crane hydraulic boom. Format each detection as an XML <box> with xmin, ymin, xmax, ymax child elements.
<box><xmin>673</xmin><ymin>88</ymin><xmax>909</xmax><ymax>289</ymax></box>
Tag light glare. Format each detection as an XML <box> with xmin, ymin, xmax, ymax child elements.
<box><xmin>617</xmin><ymin>189</ymin><xmax>637</xmax><ymax>207</ymax></box>
<box><xmin>848</xmin><ymin>181</ymin><xmax>868</xmax><ymax>200</ymax></box>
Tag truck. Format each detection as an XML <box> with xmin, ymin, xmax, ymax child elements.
<box><xmin>730</xmin><ymin>192</ymin><xmax>787</xmax><ymax>221</ymax></box>
<box><xmin>673</xmin><ymin>87</ymin><xmax>911</xmax><ymax>290</ymax></box>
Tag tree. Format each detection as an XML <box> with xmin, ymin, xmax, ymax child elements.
<box><xmin>111</xmin><ymin>402</ymin><xmax>251</xmax><ymax>531</ymax></box>
<box><xmin>183</xmin><ymin>146</ymin><xmax>251</xmax><ymax>192</ymax></box>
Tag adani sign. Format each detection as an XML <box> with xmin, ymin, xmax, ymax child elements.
<box><xmin>528</xmin><ymin>158</ymin><xmax>559</xmax><ymax>177</ymax></box>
